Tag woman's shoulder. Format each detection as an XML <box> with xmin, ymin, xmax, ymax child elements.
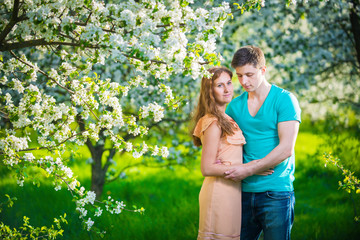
<box><xmin>200</xmin><ymin>113</ymin><xmax>218</xmax><ymax>122</ymax></box>
<box><xmin>197</xmin><ymin>114</ymin><xmax>219</xmax><ymax>130</ymax></box>
<box><xmin>193</xmin><ymin>114</ymin><xmax>219</xmax><ymax>138</ymax></box>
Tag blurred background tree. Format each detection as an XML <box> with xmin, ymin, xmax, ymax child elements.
<box><xmin>219</xmin><ymin>0</ymin><xmax>360</xmax><ymax>172</ymax></box>
<box><xmin>1</xmin><ymin>0</ymin><xmax>360</xmax><ymax>239</ymax></box>
<box><xmin>0</xmin><ymin>0</ymin><xmax>236</xmax><ymax>235</ymax></box>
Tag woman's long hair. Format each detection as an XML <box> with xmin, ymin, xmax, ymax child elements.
<box><xmin>191</xmin><ymin>66</ymin><xmax>237</xmax><ymax>146</ymax></box>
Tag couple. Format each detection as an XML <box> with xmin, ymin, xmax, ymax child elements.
<box><xmin>192</xmin><ymin>46</ymin><xmax>301</xmax><ymax>240</ymax></box>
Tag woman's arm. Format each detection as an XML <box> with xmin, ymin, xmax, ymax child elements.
<box><xmin>200</xmin><ymin>121</ymin><xmax>234</xmax><ymax>177</ymax></box>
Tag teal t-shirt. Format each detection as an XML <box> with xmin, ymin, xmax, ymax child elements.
<box><xmin>226</xmin><ymin>85</ymin><xmax>301</xmax><ymax>192</ymax></box>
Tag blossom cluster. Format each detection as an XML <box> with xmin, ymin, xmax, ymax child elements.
<box><xmin>139</xmin><ymin>102</ymin><xmax>165</xmax><ymax>122</ymax></box>
<box><xmin>0</xmin><ymin>0</ymin><xmax>232</xmax><ymax>234</ymax></box>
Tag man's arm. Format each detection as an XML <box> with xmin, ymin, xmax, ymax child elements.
<box><xmin>224</xmin><ymin>120</ymin><xmax>300</xmax><ymax>181</ymax></box>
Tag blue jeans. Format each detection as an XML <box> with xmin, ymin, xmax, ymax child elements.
<box><xmin>241</xmin><ymin>191</ymin><xmax>295</xmax><ymax>240</ymax></box>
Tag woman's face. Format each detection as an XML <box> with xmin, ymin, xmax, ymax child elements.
<box><xmin>212</xmin><ymin>72</ymin><xmax>233</xmax><ymax>106</ymax></box>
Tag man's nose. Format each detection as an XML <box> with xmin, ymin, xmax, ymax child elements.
<box><xmin>240</xmin><ymin>76</ymin><xmax>248</xmax><ymax>85</ymax></box>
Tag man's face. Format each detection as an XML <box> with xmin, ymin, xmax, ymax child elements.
<box><xmin>235</xmin><ymin>64</ymin><xmax>266</xmax><ymax>92</ymax></box>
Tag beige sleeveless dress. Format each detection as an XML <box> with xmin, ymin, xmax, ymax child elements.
<box><xmin>193</xmin><ymin>114</ymin><xmax>246</xmax><ymax>240</ymax></box>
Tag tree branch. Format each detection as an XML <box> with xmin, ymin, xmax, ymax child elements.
<box><xmin>0</xmin><ymin>109</ymin><xmax>9</xmax><ymax>119</ymax></box>
<box><xmin>122</xmin><ymin>53</ymin><xmax>167</xmax><ymax>65</ymax></box>
<box><xmin>310</xmin><ymin>96</ymin><xmax>360</xmax><ymax>109</ymax></box>
<box><xmin>9</xmin><ymin>50</ymin><xmax>74</xmax><ymax>94</ymax></box>
<box><xmin>15</xmin><ymin>130</ymin><xmax>84</xmax><ymax>153</ymax></box>
<box><xmin>336</xmin><ymin>97</ymin><xmax>360</xmax><ymax>108</ymax></box>
<box><xmin>156</xmin><ymin>23</ymin><xmax>185</xmax><ymax>28</ymax></box>
<box><xmin>1</xmin><ymin>39</ymin><xmax>173</xmax><ymax>68</ymax></box>
<box><xmin>0</xmin><ymin>0</ymin><xmax>21</xmax><ymax>43</ymax></box>
<box><xmin>0</xmin><ymin>39</ymin><xmax>83</xmax><ymax>51</ymax></box>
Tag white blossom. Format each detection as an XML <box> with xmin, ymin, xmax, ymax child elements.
<box><xmin>125</xmin><ymin>142</ymin><xmax>133</xmax><ymax>152</ymax></box>
<box><xmin>79</xmin><ymin>187</ymin><xmax>85</xmax><ymax>196</ymax></box>
<box><xmin>84</xmin><ymin>191</ymin><xmax>96</xmax><ymax>205</ymax></box>
<box><xmin>69</xmin><ymin>180</ymin><xmax>79</xmax><ymax>190</ymax></box>
<box><xmin>85</xmin><ymin>218</ymin><xmax>94</xmax><ymax>231</ymax></box>
<box><xmin>160</xmin><ymin>146</ymin><xmax>169</xmax><ymax>158</ymax></box>
<box><xmin>24</xmin><ymin>153</ymin><xmax>35</xmax><ymax>162</ymax></box>
<box><xmin>62</xmin><ymin>166</ymin><xmax>74</xmax><ymax>178</ymax></box>
<box><xmin>132</xmin><ymin>151</ymin><xmax>141</xmax><ymax>158</ymax></box>
<box><xmin>141</xmin><ymin>142</ymin><xmax>148</xmax><ymax>154</ymax></box>
<box><xmin>152</xmin><ymin>145</ymin><xmax>159</xmax><ymax>156</ymax></box>
<box><xmin>76</xmin><ymin>207</ymin><xmax>87</xmax><ymax>218</ymax></box>
<box><xmin>0</xmin><ymin>76</ymin><xmax>8</xmax><ymax>84</ymax></box>
<box><xmin>113</xmin><ymin>201</ymin><xmax>125</xmax><ymax>214</ymax></box>
<box><xmin>5</xmin><ymin>93</ymin><xmax>13</xmax><ymax>105</ymax></box>
<box><xmin>0</xmin><ymin>0</ymin><xmax>233</xmax><ymax>233</ymax></box>
<box><xmin>12</xmin><ymin>79</ymin><xmax>25</xmax><ymax>93</ymax></box>
<box><xmin>94</xmin><ymin>207</ymin><xmax>103</xmax><ymax>217</ymax></box>
<box><xmin>17</xmin><ymin>179</ymin><xmax>24</xmax><ymax>187</ymax></box>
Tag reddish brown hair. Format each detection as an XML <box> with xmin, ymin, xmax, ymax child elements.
<box><xmin>191</xmin><ymin>66</ymin><xmax>237</xmax><ymax>146</ymax></box>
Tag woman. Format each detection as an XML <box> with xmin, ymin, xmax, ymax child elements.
<box><xmin>191</xmin><ymin>66</ymin><xmax>271</xmax><ymax>240</ymax></box>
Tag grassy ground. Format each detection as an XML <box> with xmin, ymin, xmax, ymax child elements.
<box><xmin>1</xmin><ymin>130</ymin><xmax>359</xmax><ymax>239</ymax></box>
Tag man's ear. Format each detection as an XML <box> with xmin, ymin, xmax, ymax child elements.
<box><xmin>261</xmin><ymin>66</ymin><xmax>266</xmax><ymax>75</ymax></box>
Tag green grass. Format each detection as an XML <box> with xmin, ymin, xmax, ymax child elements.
<box><xmin>292</xmin><ymin>131</ymin><xmax>360</xmax><ymax>240</ymax></box>
<box><xmin>1</xmin><ymin>130</ymin><xmax>360</xmax><ymax>239</ymax></box>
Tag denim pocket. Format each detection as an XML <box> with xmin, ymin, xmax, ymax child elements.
<box><xmin>266</xmin><ymin>191</ymin><xmax>293</xmax><ymax>200</ymax></box>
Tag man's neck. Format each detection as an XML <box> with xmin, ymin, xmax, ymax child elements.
<box><xmin>248</xmin><ymin>80</ymin><xmax>271</xmax><ymax>100</ymax></box>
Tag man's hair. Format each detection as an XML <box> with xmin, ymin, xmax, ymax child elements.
<box><xmin>231</xmin><ymin>45</ymin><xmax>266</xmax><ymax>69</ymax></box>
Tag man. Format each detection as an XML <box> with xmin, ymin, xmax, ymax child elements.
<box><xmin>224</xmin><ymin>45</ymin><xmax>301</xmax><ymax>240</ymax></box>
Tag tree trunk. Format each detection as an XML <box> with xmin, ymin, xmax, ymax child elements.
<box><xmin>90</xmin><ymin>145</ymin><xmax>116</xmax><ymax>199</ymax></box>
<box><xmin>90</xmin><ymin>145</ymin><xmax>106</xmax><ymax>200</ymax></box>
<box><xmin>350</xmin><ymin>0</ymin><xmax>360</xmax><ymax>68</ymax></box>
<box><xmin>77</xmin><ymin>117</ymin><xmax>108</xmax><ymax>200</ymax></box>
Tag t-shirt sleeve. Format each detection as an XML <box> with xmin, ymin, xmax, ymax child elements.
<box><xmin>225</xmin><ymin>101</ymin><xmax>235</xmax><ymax>119</ymax></box>
<box><xmin>278</xmin><ymin>92</ymin><xmax>301</xmax><ymax>123</ymax></box>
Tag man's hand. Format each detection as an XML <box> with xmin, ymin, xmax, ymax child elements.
<box><xmin>256</xmin><ymin>168</ymin><xmax>274</xmax><ymax>176</ymax></box>
<box><xmin>224</xmin><ymin>164</ymin><xmax>274</xmax><ymax>181</ymax></box>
